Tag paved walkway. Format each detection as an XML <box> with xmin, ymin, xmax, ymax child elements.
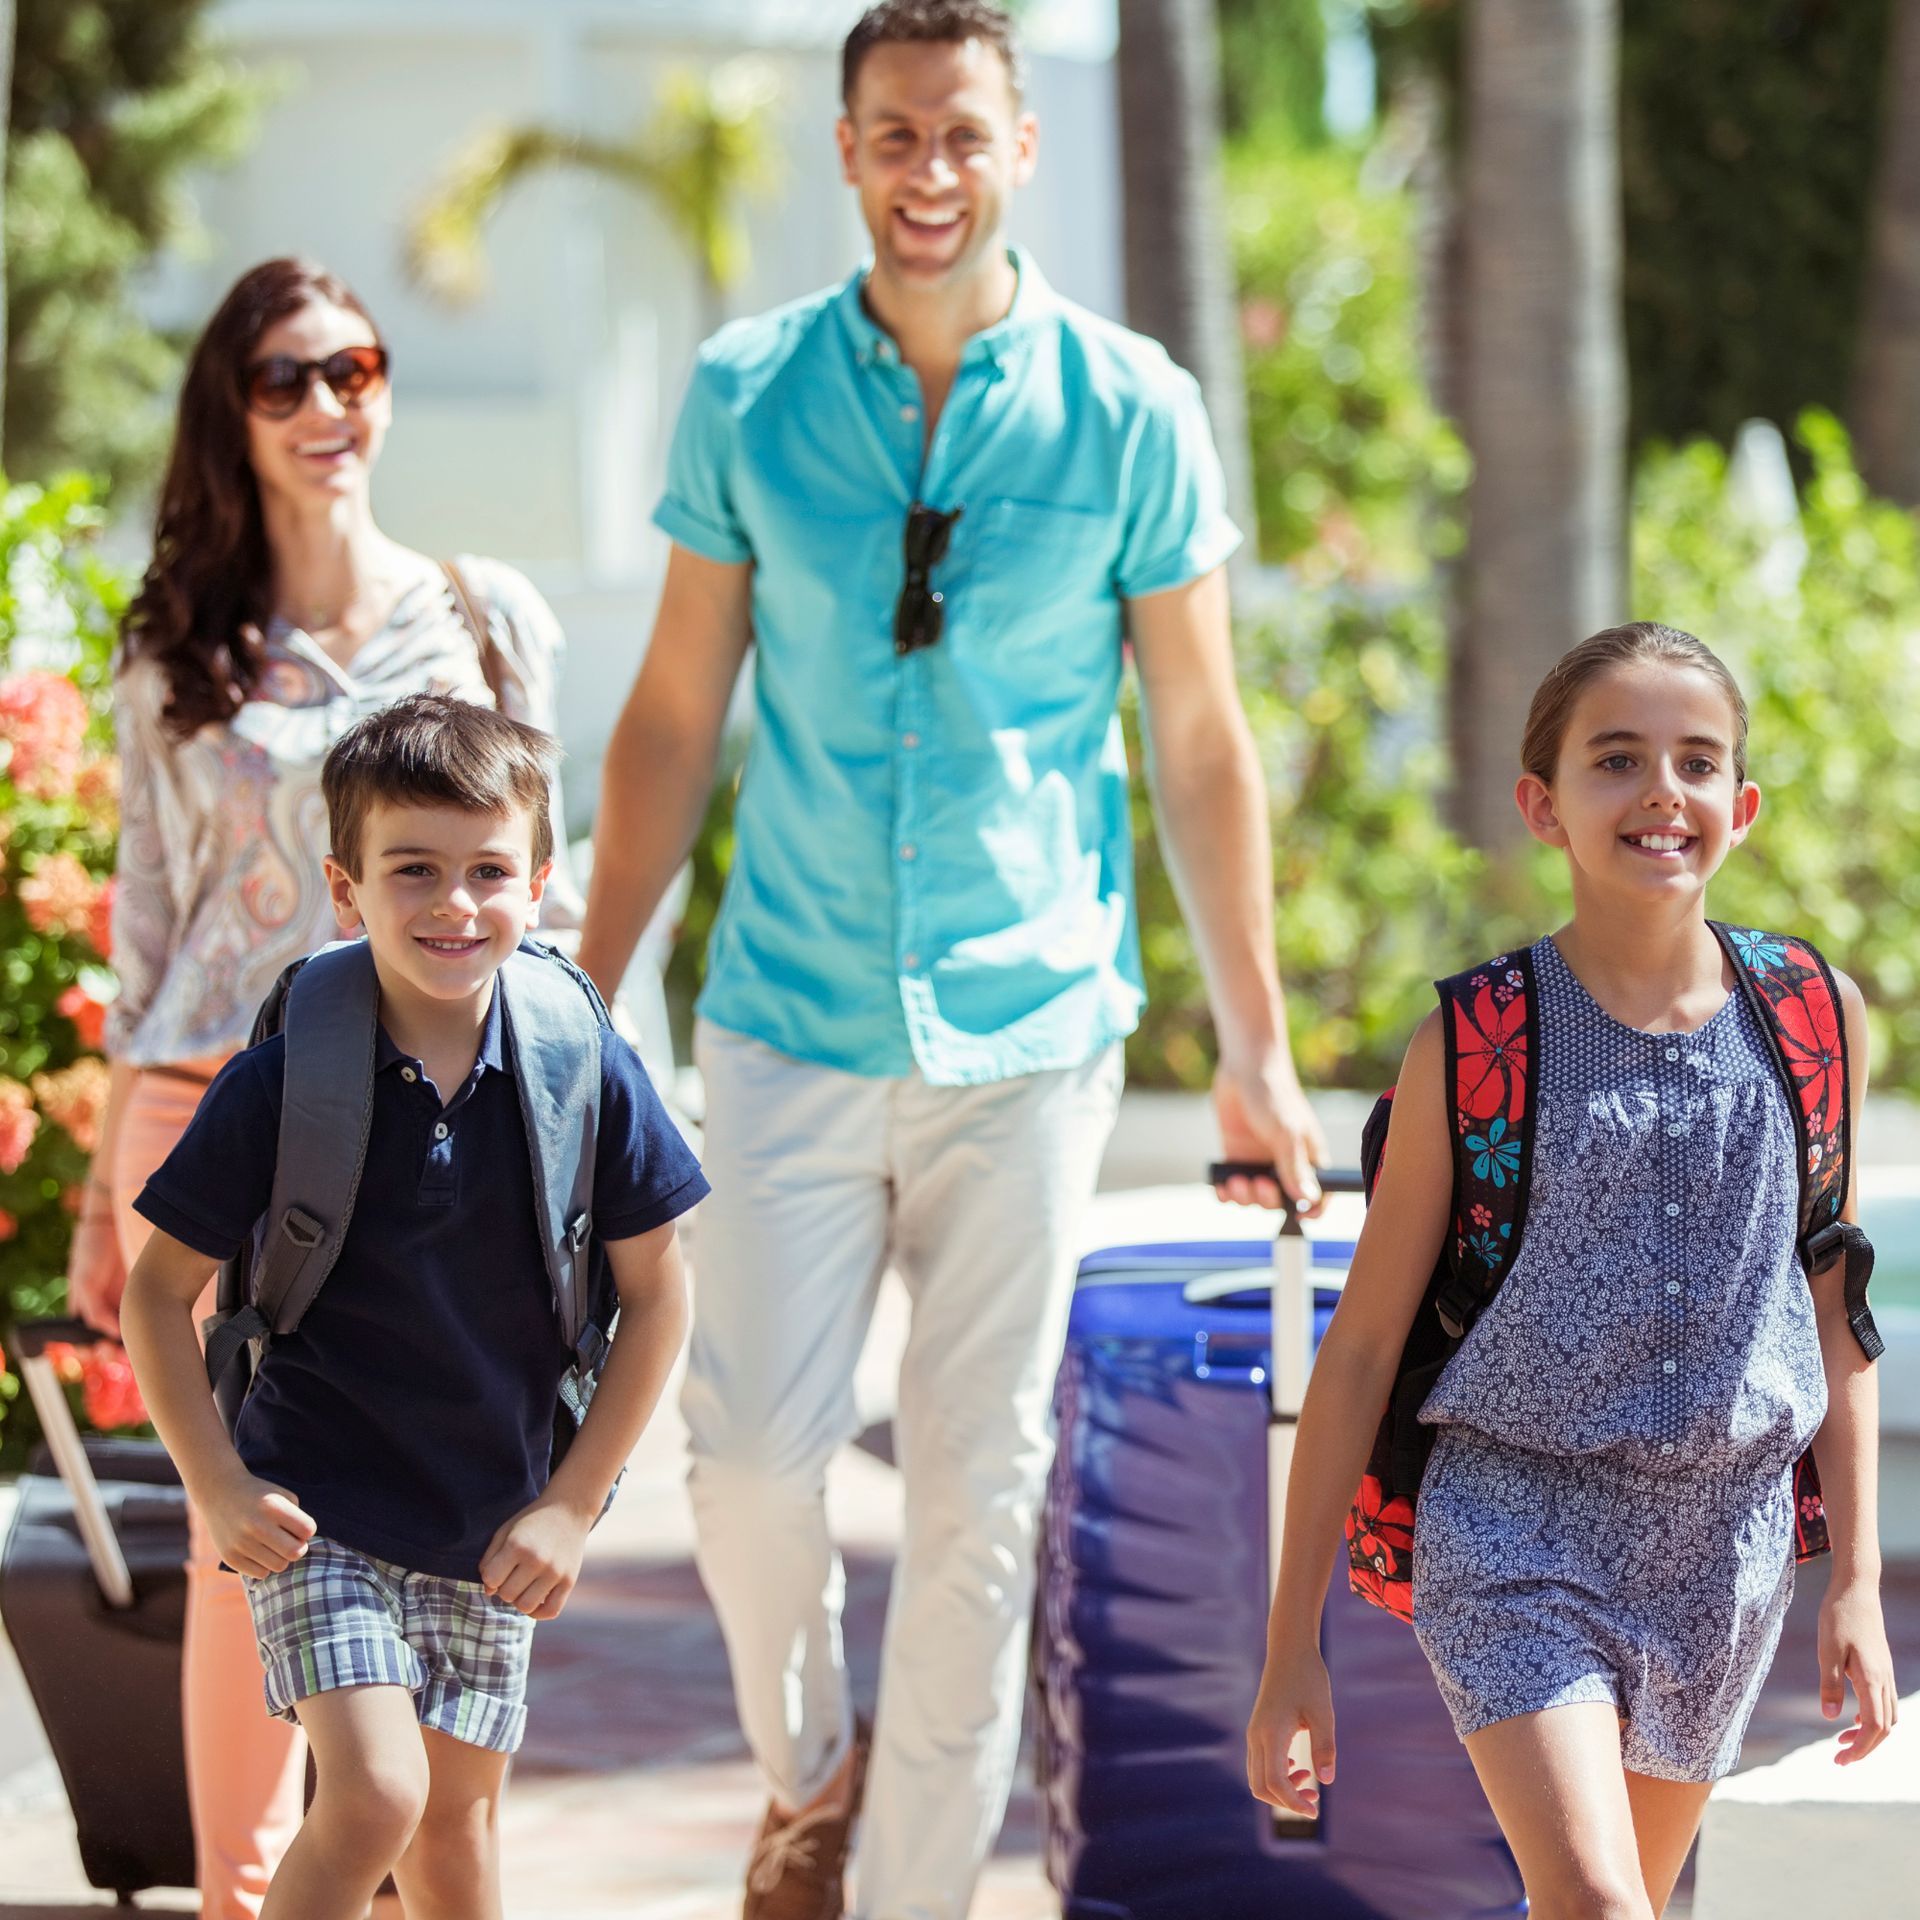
<box><xmin>3</xmin><ymin>1100</ymin><xmax>1917</xmax><ymax>1915</ymax></box>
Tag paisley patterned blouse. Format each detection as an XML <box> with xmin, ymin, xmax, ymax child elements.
<box><xmin>107</xmin><ymin>556</ymin><xmax>585</xmax><ymax>1066</ymax></box>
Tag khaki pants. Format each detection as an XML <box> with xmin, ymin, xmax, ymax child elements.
<box><xmin>684</xmin><ymin>1021</ymin><xmax>1123</xmax><ymax>1920</ymax></box>
<box><xmin>113</xmin><ymin>1062</ymin><xmax>306</xmax><ymax>1920</ymax></box>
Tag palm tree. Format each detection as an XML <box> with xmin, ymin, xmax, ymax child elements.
<box><xmin>407</xmin><ymin>59</ymin><xmax>779</xmax><ymax>338</ymax></box>
<box><xmin>1115</xmin><ymin>0</ymin><xmax>1258</xmax><ymax>554</ymax></box>
<box><xmin>1451</xmin><ymin>0</ymin><xmax>1626</xmax><ymax>850</ymax></box>
<box><xmin>1851</xmin><ymin>0</ymin><xmax>1920</xmax><ymax>507</ymax></box>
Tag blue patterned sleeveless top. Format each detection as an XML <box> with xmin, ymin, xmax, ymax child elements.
<box><xmin>1420</xmin><ymin>936</ymin><xmax>1828</xmax><ymax>1478</ymax></box>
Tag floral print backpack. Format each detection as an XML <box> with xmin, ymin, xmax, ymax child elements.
<box><xmin>1343</xmin><ymin>923</ymin><xmax>1883</xmax><ymax>1625</ymax></box>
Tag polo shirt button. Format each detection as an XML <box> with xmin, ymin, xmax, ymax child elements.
<box><xmin>1662</xmin><ymin>1359</ymin><xmax>1677</xmax><ymax>1374</ymax></box>
<box><xmin>433</xmin><ymin>1121</ymin><xmax>449</xmax><ymax>1141</ymax></box>
<box><xmin>401</xmin><ymin>1067</ymin><xmax>417</xmax><ymax>1082</ymax></box>
<box><xmin>899</xmin><ymin>843</ymin><xmax>917</xmax><ymax>861</ymax></box>
<box><xmin>1665</xmin><ymin>1202</ymin><xmax>1680</xmax><ymax>1216</ymax></box>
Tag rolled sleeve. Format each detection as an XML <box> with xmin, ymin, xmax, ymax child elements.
<box><xmin>1114</xmin><ymin>368</ymin><xmax>1243</xmax><ymax>601</ymax></box>
<box><xmin>653</xmin><ymin>354</ymin><xmax>753</xmax><ymax>566</ymax></box>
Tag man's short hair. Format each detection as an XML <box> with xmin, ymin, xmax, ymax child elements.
<box><xmin>323</xmin><ymin>692</ymin><xmax>558</xmax><ymax>877</ymax></box>
<box><xmin>841</xmin><ymin>0</ymin><xmax>1027</xmax><ymax>108</ymax></box>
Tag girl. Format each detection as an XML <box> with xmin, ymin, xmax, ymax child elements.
<box><xmin>1246</xmin><ymin>624</ymin><xmax>1897</xmax><ymax>1920</ymax></box>
<box><xmin>66</xmin><ymin>257</ymin><xmax>581</xmax><ymax>1918</ymax></box>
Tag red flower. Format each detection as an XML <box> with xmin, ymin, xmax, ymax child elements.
<box><xmin>1345</xmin><ymin>1474</ymin><xmax>1416</xmax><ymax>1623</ymax></box>
<box><xmin>1453</xmin><ymin>980</ymin><xmax>1528</xmax><ymax>1123</ymax></box>
<box><xmin>0</xmin><ymin>671</ymin><xmax>89</xmax><ymax>800</ymax></box>
<box><xmin>57</xmin><ymin>982</ymin><xmax>108</xmax><ymax>1052</ymax></box>
<box><xmin>87</xmin><ymin>876</ymin><xmax>115</xmax><ymax>960</ymax></box>
<box><xmin>80</xmin><ymin>1344</ymin><xmax>148</xmax><ymax>1431</ymax></box>
<box><xmin>1774</xmin><ymin>983</ymin><xmax>1843</xmax><ymax>1131</ymax></box>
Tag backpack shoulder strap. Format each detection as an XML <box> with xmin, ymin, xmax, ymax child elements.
<box><xmin>1431</xmin><ymin>944</ymin><xmax>1541</xmax><ymax>1340</ymax></box>
<box><xmin>203</xmin><ymin>940</ymin><xmax>380</xmax><ymax>1395</ymax></box>
<box><xmin>498</xmin><ymin>941</ymin><xmax>610</xmax><ymax>1364</ymax></box>
<box><xmin>1711</xmin><ymin>922</ymin><xmax>1882</xmax><ymax>1360</ymax></box>
<box><xmin>443</xmin><ymin>558</ymin><xmax>505</xmax><ymax>707</ymax></box>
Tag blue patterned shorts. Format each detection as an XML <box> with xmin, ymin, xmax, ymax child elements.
<box><xmin>1412</xmin><ymin>1428</ymin><xmax>1797</xmax><ymax>1782</ymax></box>
<box><xmin>242</xmin><ymin>1536</ymin><xmax>535</xmax><ymax>1753</ymax></box>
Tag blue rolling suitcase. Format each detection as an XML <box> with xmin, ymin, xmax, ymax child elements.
<box><xmin>1033</xmin><ymin>1188</ymin><xmax>1524</xmax><ymax>1919</ymax></box>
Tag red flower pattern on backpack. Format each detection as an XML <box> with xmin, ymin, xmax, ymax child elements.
<box><xmin>1453</xmin><ymin>979</ymin><xmax>1527</xmax><ymax>1124</ymax></box>
<box><xmin>1345</xmin><ymin>1472</ymin><xmax>1416</xmax><ymax>1623</ymax></box>
<box><xmin>1774</xmin><ymin>982</ymin><xmax>1842</xmax><ymax>1137</ymax></box>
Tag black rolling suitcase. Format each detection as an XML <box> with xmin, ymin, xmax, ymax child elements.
<box><xmin>1</xmin><ymin>1317</ymin><xmax>195</xmax><ymax>1895</ymax></box>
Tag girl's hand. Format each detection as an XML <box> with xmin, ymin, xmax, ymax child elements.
<box><xmin>65</xmin><ymin>1205</ymin><xmax>127</xmax><ymax>1339</ymax></box>
<box><xmin>1246</xmin><ymin>1643</ymin><xmax>1336</xmax><ymax>1816</ymax></box>
<box><xmin>1818</xmin><ymin>1579</ymin><xmax>1899</xmax><ymax>1765</ymax></box>
<box><xmin>203</xmin><ymin>1471</ymin><xmax>316</xmax><ymax>1580</ymax></box>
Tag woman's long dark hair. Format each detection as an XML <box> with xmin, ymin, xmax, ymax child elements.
<box><xmin>120</xmin><ymin>259</ymin><xmax>383</xmax><ymax>737</ymax></box>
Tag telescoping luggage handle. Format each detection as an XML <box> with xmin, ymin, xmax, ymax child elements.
<box><xmin>6</xmin><ymin>1318</ymin><xmax>136</xmax><ymax>1609</ymax></box>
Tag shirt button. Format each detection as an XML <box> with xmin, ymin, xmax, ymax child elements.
<box><xmin>1666</xmin><ymin>1279</ymin><xmax>1681</xmax><ymax>1295</ymax></box>
<box><xmin>899</xmin><ymin>843</ymin><xmax>917</xmax><ymax>861</ymax></box>
<box><xmin>1660</xmin><ymin>1442</ymin><xmax>1675</xmax><ymax>1455</ymax></box>
<box><xmin>899</xmin><ymin>403</ymin><xmax>918</xmax><ymax>422</ymax></box>
<box><xmin>1667</xmin><ymin>1123</ymin><xmax>1686</xmax><ymax>1137</ymax></box>
<box><xmin>901</xmin><ymin>732</ymin><xmax>920</xmax><ymax>749</ymax></box>
<box><xmin>400</xmin><ymin>1067</ymin><xmax>417</xmax><ymax>1082</ymax></box>
<box><xmin>1665</xmin><ymin>1047</ymin><xmax>1680</xmax><ymax>1061</ymax></box>
<box><xmin>1665</xmin><ymin>1202</ymin><xmax>1680</xmax><ymax>1217</ymax></box>
<box><xmin>902</xmin><ymin>952</ymin><xmax>920</xmax><ymax>971</ymax></box>
<box><xmin>1662</xmin><ymin>1359</ymin><xmax>1677</xmax><ymax>1374</ymax></box>
<box><xmin>433</xmin><ymin>1121</ymin><xmax>449</xmax><ymax>1141</ymax></box>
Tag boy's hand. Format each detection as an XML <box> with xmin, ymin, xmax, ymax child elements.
<box><xmin>1819</xmin><ymin>1579</ymin><xmax>1899</xmax><ymax>1765</ymax></box>
<box><xmin>203</xmin><ymin>1471</ymin><xmax>316</xmax><ymax>1579</ymax></box>
<box><xmin>480</xmin><ymin>1496</ymin><xmax>592</xmax><ymax>1620</ymax></box>
<box><xmin>1246</xmin><ymin>1643</ymin><xmax>1336</xmax><ymax>1817</ymax></box>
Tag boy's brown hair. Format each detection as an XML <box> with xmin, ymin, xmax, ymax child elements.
<box><xmin>322</xmin><ymin>692</ymin><xmax>558</xmax><ymax>877</ymax></box>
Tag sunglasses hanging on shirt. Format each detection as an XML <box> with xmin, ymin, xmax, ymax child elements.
<box><xmin>894</xmin><ymin>502</ymin><xmax>964</xmax><ymax>656</ymax></box>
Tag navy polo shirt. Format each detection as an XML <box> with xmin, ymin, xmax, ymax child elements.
<box><xmin>136</xmin><ymin>987</ymin><xmax>708</xmax><ymax>1579</ymax></box>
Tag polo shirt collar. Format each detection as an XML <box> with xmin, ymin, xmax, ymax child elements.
<box><xmin>375</xmin><ymin>976</ymin><xmax>508</xmax><ymax>1079</ymax></box>
<box><xmin>841</xmin><ymin>245</ymin><xmax>1054</xmax><ymax>370</ymax></box>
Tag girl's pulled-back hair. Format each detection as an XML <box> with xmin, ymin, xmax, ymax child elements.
<box><xmin>120</xmin><ymin>258</ymin><xmax>383</xmax><ymax>738</ymax></box>
<box><xmin>1521</xmin><ymin>622</ymin><xmax>1751</xmax><ymax>786</ymax></box>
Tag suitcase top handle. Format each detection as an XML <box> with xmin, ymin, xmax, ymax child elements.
<box><xmin>1206</xmin><ymin>1164</ymin><xmax>1366</xmax><ymax>1236</ymax></box>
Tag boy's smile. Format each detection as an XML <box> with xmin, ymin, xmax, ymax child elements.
<box><xmin>325</xmin><ymin>800</ymin><xmax>549</xmax><ymax>1032</ymax></box>
<box><xmin>1517</xmin><ymin>659</ymin><xmax>1760</xmax><ymax>907</ymax></box>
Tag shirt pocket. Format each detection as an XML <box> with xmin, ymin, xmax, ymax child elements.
<box><xmin>954</xmin><ymin>498</ymin><xmax>1116</xmax><ymax>645</ymax></box>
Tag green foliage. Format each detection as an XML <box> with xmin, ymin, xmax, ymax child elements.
<box><xmin>1364</xmin><ymin>0</ymin><xmax>1897</xmax><ymax>460</ymax></box>
<box><xmin>1228</xmin><ymin>131</ymin><xmax>1467</xmax><ymax>580</ymax></box>
<box><xmin>1127</xmin><ymin>591</ymin><xmax>1511</xmax><ymax>1092</ymax></box>
<box><xmin>6</xmin><ymin>0</ymin><xmax>265</xmax><ymax>487</ymax></box>
<box><xmin>0</xmin><ymin>474</ymin><xmax>128</xmax><ymax>1461</ymax></box>
<box><xmin>1634</xmin><ymin>410</ymin><xmax>1920</xmax><ymax>1087</ymax></box>
<box><xmin>1218</xmin><ymin>0</ymin><xmax>1328</xmax><ymax>148</ymax></box>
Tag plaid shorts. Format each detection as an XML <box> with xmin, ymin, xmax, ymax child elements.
<box><xmin>242</xmin><ymin>1536</ymin><xmax>535</xmax><ymax>1753</ymax></box>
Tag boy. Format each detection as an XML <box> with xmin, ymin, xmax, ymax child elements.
<box><xmin>121</xmin><ymin>694</ymin><xmax>704</xmax><ymax>1919</ymax></box>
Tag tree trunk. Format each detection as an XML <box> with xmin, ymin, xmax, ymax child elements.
<box><xmin>1452</xmin><ymin>0</ymin><xmax>1626</xmax><ymax>850</ymax></box>
<box><xmin>1851</xmin><ymin>0</ymin><xmax>1920</xmax><ymax>506</ymax></box>
<box><xmin>1115</xmin><ymin>0</ymin><xmax>1258</xmax><ymax>559</ymax></box>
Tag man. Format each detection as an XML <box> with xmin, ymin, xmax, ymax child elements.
<box><xmin>578</xmin><ymin>5</ymin><xmax>1325</xmax><ymax>1915</ymax></box>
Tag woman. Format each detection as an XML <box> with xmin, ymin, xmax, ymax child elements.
<box><xmin>67</xmin><ymin>257</ymin><xmax>581</xmax><ymax>1918</ymax></box>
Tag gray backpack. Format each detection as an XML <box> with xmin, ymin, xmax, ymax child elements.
<box><xmin>202</xmin><ymin>937</ymin><xmax>618</xmax><ymax>1485</ymax></box>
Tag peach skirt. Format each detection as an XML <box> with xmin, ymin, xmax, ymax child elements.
<box><xmin>112</xmin><ymin>1060</ymin><xmax>305</xmax><ymax>1920</ymax></box>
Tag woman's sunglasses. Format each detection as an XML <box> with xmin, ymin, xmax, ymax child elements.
<box><xmin>242</xmin><ymin>344</ymin><xmax>390</xmax><ymax>420</ymax></box>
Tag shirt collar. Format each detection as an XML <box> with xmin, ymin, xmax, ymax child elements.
<box><xmin>376</xmin><ymin>976</ymin><xmax>508</xmax><ymax>1081</ymax></box>
<box><xmin>840</xmin><ymin>246</ymin><xmax>1054</xmax><ymax>370</ymax></box>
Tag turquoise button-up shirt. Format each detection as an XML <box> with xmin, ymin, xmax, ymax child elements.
<box><xmin>655</xmin><ymin>250</ymin><xmax>1241</xmax><ymax>1085</ymax></box>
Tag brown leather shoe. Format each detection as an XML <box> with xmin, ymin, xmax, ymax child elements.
<box><xmin>742</xmin><ymin>1719</ymin><xmax>872</xmax><ymax>1920</ymax></box>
